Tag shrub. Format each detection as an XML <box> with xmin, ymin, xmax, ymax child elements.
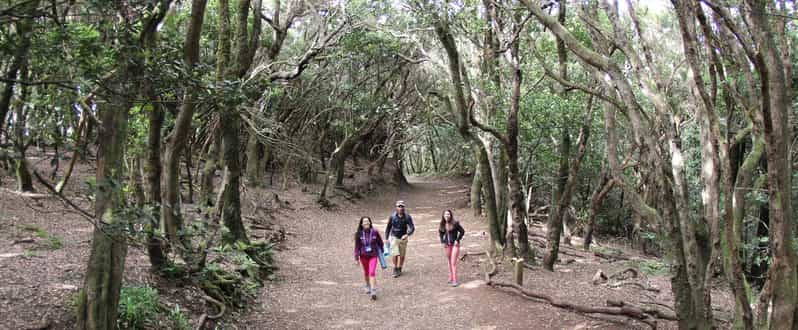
<box><xmin>117</xmin><ymin>285</ymin><xmax>160</xmax><ymax>329</ymax></box>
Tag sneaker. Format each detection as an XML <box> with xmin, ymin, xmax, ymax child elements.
<box><xmin>370</xmin><ymin>288</ymin><xmax>377</xmax><ymax>300</ymax></box>
<box><xmin>397</xmin><ymin>268</ymin><xmax>402</xmax><ymax>277</ymax></box>
<box><xmin>392</xmin><ymin>269</ymin><xmax>399</xmax><ymax>278</ymax></box>
<box><xmin>363</xmin><ymin>285</ymin><xmax>371</xmax><ymax>294</ymax></box>
<box><xmin>447</xmin><ymin>280</ymin><xmax>452</xmax><ymax>285</ymax></box>
<box><xmin>451</xmin><ymin>281</ymin><xmax>460</xmax><ymax>287</ymax></box>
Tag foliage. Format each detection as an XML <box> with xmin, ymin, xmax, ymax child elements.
<box><xmin>22</xmin><ymin>224</ymin><xmax>63</xmax><ymax>250</ymax></box>
<box><xmin>117</xmin><ymin>286</ymin><xmax>160</xmax><ymax>329</ymax></box>
<box><xmin>163</xmin><ymin>305</ymin><xmax>190</xmax><ymax>330</ymax></box>
<box><xmin>114</xmin><ymin>285</ymin><xmax>191</xmax><ymax>330</ymax></box>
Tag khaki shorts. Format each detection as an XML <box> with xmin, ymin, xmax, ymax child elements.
<box><xmin>389</xmin><ymin>236</ymin><xmax>408</xmax><ymax>257</ymax></box>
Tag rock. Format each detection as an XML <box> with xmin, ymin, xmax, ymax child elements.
<box><xmin>591</xmin><ymin>270</ymin><xmax>608</xmax><ymax>285</ymax></box>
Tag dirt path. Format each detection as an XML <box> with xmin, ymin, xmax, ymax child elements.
<box><xmin>242</xmin><ymin>177</ymin><xmax>657</xmax><ymax>330</ymax></box>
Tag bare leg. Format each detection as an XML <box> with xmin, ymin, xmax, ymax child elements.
<box><xmin>451</xmin><ymin>245</ymin><xmax>460</xmax><ymax>284</ymax></box>
<box><xmin>444</xmin><ymin>246</ymin><xmax>453</xmax><ymax>282</ymax></box>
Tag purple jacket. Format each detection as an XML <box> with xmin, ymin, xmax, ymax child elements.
<box><xmin>354</xmin><ymin>229</ymin><xmax>384</xmax><ymax>260</ymax></box>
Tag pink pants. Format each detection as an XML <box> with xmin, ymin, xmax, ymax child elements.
<box><xmin>360</xmin><ymin>255</ymin><xmax>378</xmax><ymax>277</ymax></box>
<box><xmin>444</xmin><ymin>244</ymin><xmax>460</xmax><ymax>282</ymax></box>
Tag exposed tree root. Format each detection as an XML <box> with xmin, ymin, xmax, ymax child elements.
<box><xmin>488</xmin><ymin>281</ymin><xmax>660</xmax><ymax>328</ymax></box>
<box><xmin>594</xmin><ymin>251</ymin><xmax>630</xmax><ymax>262</ymax></box>
<box><xmin>482</xmin><ymin>257</ymin><xmax>673</xmax><ymax>329</ymax></box>
<box><xmin>202</xmin><ymin>294</ymin><xmax>225</xmax><ymax>319</ymax></box>
<box><xmin>196</xmin><ymin>294</ymin><xmax>225</xmax><ymax>330</ymax></box>
<box><xmin>608</xmin><ymin>280</ymin><xmax>660</xmax><ymax>293</ymax></box>
<box><xmin>459</xmin><ymin>251</ymin><xmax>487</xmax><ymax>261</ymax></box>
<box><xmin>606</xmin><ymin>299</ymin><xmax>677</xmax><ymax>320</ymax></box>
<box><xmin>609</xmin><ymin>267</ymin><xmax>638</xmax><ymax>280</ymax></box>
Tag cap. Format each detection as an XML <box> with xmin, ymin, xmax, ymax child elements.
<box><xmin>395</xmin><ymin>200</ymin><xmax>406</xmax><ymax>207</ymax></box>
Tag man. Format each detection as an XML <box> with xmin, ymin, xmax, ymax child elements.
<box><xmin>385</xmin><ymin>200</ymin><xmax>414</xmax><ymax>277</ymax></box>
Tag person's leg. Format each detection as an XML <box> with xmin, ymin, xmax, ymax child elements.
<box><xmin>444</xmin><ymin>245</ymin><xmax>453</xmax><ymax>282</ymax></box>
<box><xmin>389</xmin><ymin>236</ymin><xmax>400</xmax><ymax>277</ymax></box>
<box><xmin>368</xmin><ymin>257</ymin><xmax>378</xmax><ymax>299</ymax></box>
<box><xmin>451</xmin><ymin>245</ymin><xmax>460</xmax><ymax>285</ymax></box>
<box><xmin>397</xmin><ymin>238</ymin><xmax>407</xmax><ymax>271</ymax></box>
<box><xmin>360</xmin><ymin>256</ymin><xmax>370</xmax><ymax>290</ymax></box>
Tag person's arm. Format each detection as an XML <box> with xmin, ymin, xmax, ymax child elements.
<box><xmin>439</xmin><ymin>228</ymin><xmax>445</xmax><ymax>244</ymax></box>
<box><xmin>376</xmin><ymin>232</ymin><xmax>384</xmax><ymax>250</ymax></box>
<box><xmin>456</xmin><ymin>222</ymin><xmax>465</xmax><ymax>244</ymax></box>
<box><xmin>406</xmin><ymin>214</ymin><xmax>415</xmax><ymax>236</ymax></box>
<box><xmin>354</xmin><ymin>235</ymin><xmax>361</xmax><ymax>260</ymax></box>
<box><xmin>385</xmin><ymin>216</ymin><xmax>393</xmax><ymax>239</ymax></box>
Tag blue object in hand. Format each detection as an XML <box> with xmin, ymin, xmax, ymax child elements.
<box><xmin>383</xmin><ymin>242</ymin><xmax>391</xmax><ymax>257</ymax></box>
<box><xmin>377</xmin><ymin>246</ymin><xmax>388</xmax><ymax>269</ymax></box>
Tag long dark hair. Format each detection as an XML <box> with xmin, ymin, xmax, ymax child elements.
<box><xmin>355</xmin><ymin>216</ymin><xmax>373</xmax><ymax>240</ymax></box>
<box><xmin>439</xmin><ymin>210</ymin><xmax>455</xmax><ymax>232</ymax></box>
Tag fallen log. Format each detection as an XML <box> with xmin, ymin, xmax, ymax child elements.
<box><xmin>594</xmin><ymin>251</ymin><xmax>630</xmax><ymax>261</ymax></box>
<box><xmin>482</xmin><ymin>257</ymin><xmax>674</xmax><ymax>328</ymax></box>
<box><xmin>13</xmin><ymin>238</ymin><xmax>35</xmax><ymax>244</ymax></box>
<box><xmin>488</xmin><ymin>280</ymin><xmax>658</xmax><ymax>328</ymax></box>
<box><xmin>607</xmin><ymin>299</ymin><xmax>677</xmax><ymax>321</ymax></box>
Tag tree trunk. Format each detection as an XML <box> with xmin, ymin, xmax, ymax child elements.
<box><xmin>161</xmin><ymin>0</ymin><xmax>208</xmax><ymax>246</ymax></box>
<box><xmin>495</xmin><ymin>149</ymin><xmax>509</xmax><ymax>254</ymax></box>
<box><xmin>0</xmin><ymin>0</ymin><xmax>37</xmax><ymax>138</ymax></box>
<box><xmin>12</xmin><ymin>68</ymin><xmax>34</xmax><ymax>193</ymax></box>
<box><xmin>470</xmin><ymin>164</ymin><xmax>483</xmax><ymax>216</ymax></box>
<box><xmin>198</xmin><ymin>0</ymin><xmax>229</xmax><ymax>208</ymax></box>
<box><xmin>504</xmin><ymin>37</ymin><xmax>532</xmax><ymax>261</ymax></box>
<box><xmin>742</xmin><ymin>1</ymin><xmax>797</xmax><ymax>326</ymax></box>
<box><xmin>56</xmin><ymin>102</ymin><xmax>88</xmax><ymax>193</ymax></box>
<box><xmin>544</xmin><ymin>129</ymin><xmax>570</xmax><ymax>271</ymax></box>
<box><xmin>76</xmin><ymin>71</ymin><xmax>132</xmax><ymax>330</ymax></box>
<box><xmin>15</xmin><ymin>158</ymin><xmax>34</xmax><ymax>192</ymax></box>
<box><xmin>476</xmin><ymin>142</ymin><xmax>503</xmax><ymax>253</ymax></box>
<box><xmin>184</xmin><ymin>145</ymin><xmax>194</xmax><ymax>203</ymax></box>
<box><xmin>131</xmin><ymin>156</ymin><xmax>146</xmax><ymax>208</ymax></box>
<box><xmin>433</xmin><ymin>17</ymin><xmax>503</xmax><ymax>254</ymax></box>
<box><xmin>427</xmin><ymin>131</ymin><xmax>438</xmax><ymax>173</ymax></box>
<box><xmin>393</xmin><ymin>155</ymin><xmax>409</xmax><ymax>187</ymax></box>
<box><xmin>217</xmin><ymin>112</ymin><xmax>248</xmax><ymax>243</ymax></box>
<box><xmin>583</xmin><ymin>168</ymin><xmax>614</xmax><ymax>251</ymax></box>
<box><xmin>245</xmin><ymin>128</ymin><xmax>262</xmax><ymax>187</ymax></box>
<box><xmin>138</xmin><ymin>1</ymin><xmax>174</xmax><ymax>271</ymax></box>
<box><xmin>215</xmin><ymin>0</ymin><xmax>252</xmax><ymax>244</ymax></box>
<box><xmin>199</xmin><ymin>128</ymin><xmax>219</xmax><ymax>207</ymax></box>
<box><xmin>330</xmin><ymin>117</ymin><xmax>384</xmax><ymax>188</ymax></box>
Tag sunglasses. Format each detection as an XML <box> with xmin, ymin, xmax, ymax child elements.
<box><xmin>396</xmin><ymin>205</ymin><xmax>405</xmax><ymax>208</ymax></box>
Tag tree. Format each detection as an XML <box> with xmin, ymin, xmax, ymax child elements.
<box><xmin>76</xmin><ymin>2</ymin><xmax>174</xmax><ymax>327</ymax></box>
<box><xmin>522</xmin><ymin>0</ymin><xmax>713</xmax><ymax>326</ymax></box>
<box><xmin>160</xmin><ymin>0</ymin><xmax>208</xmax><ymax>249</ymax></box>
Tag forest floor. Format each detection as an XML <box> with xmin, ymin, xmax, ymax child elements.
<box><xmin>0</xmin><ymin>153</ymin><xmax>736</xmax><ymax>329</ymax></box>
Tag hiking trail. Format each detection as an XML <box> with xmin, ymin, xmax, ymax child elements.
<box><xmin>242</xmin><ymin>177</ymin><xmax>660</xmax><ymax>329</ymax></box>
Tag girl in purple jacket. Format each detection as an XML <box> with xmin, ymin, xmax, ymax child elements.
<box><xmin>354</xmin><ymin>216</ymin><xmax>384</xmax><ymax>300</ymax></box>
